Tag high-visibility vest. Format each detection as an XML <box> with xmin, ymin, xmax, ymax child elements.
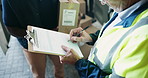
<box><xmin>88</xmin><ymin>9</ymin><xmax>148</xmax><ymax>78</ymax></box>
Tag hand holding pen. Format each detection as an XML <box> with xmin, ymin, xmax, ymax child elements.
<box><xmin>69</xmin><ymin>26</ymin><xmax>93</xmax><ymax>43</ymax></box>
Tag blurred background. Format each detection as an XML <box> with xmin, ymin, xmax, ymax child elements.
<box><xmin>0</xmin><ymin>0</ymin><xmax>113</xmax><ymax>78</ymax></box>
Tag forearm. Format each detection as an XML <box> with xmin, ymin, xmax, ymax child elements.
<box><xmin>75</xmin><ymin>59</ymin><xmax>108</xmax><ymax>78</ymax></box>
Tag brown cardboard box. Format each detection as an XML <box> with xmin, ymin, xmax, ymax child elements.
<box><xmin>79</xmin><ymin>15</ymin><xmax>92</xmax><ymax>29</ymax></box>
<box><xmin>78</xmin><ymin>0</ymin><xmax>86</xmax><ymax>14</ymax></box>
<box><xmin>58</xmin><ymin>0</ymin><xmax>80</xmax><ymax>34</ymax></box>
<box><xmin>80</xmin><ymin>44</ymin><xmax>92</xmax><ymax>59</ymax></box>
<box><xmin>85</xmin><ymin>25</ymin><xmax>99</xmax><ymax>34</ymax></box>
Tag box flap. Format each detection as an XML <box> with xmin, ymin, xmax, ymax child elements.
<box><xmin>60</xmin><ymin>0</ymin><xmax>69</xmax><ymax>2</ymax></box>
<box><xmin>60</xmin><ymin>0</ymin><xmax>79</xmax><ymax>3</ymax></box>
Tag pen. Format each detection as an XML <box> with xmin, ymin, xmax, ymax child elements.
<box><xmin>75</xmin><ymin>26</ymin><xmax>90</xmax><ymax>37</ymax></box>
<box><xmin>68</xmin><ymin>26</ymin><xmax>90</xmax><ymax>42</ymax></box>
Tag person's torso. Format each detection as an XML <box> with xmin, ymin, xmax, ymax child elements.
<box><xmin>8</xmin><ymin>0</ymin><xmax>59</xmax><ymax>29</ymax></box>
<box><xmin>88</xmin><ymin>7</ymin><xmax>148</xmax><ymax>74</ymax></box>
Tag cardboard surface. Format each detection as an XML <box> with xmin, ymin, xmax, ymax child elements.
<box><xmin>78</xmin><ymin>0</ymin><xmax>86</xmax><ymax>14</ymax></box>
<box><xmin>85</xmin><ymin>25</ymin><xmax>99</xmax><ymax>34</ymax></box>
<box><xmin>58</xmin><ymin>0</ymin><xmax>80</xmax><ymax>34</ymax></box>
<box><xmin>79</xmin><ymin>15</ymin><xmax>92</xmax><ymax>29</ymax></box>
<box><xmin>79</xmin><ymin>44</ymin><xmax>92</xmax><ymax>59</ymax></box>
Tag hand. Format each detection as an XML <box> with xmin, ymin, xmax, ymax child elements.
<box><xmin>70</xmin><ymin>27</ymin><xmax>92</xmax><ymax>43</ymax></box>
<box><xmin>59</xmin><ymin>45</ymin><xmax>81</xmax><ymax>64</ymax></box>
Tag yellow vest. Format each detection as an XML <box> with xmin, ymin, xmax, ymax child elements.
<box><xmin>89</xmin><ymin>9</ymin><xmax>148</xmax><ymax>78</ymax></box>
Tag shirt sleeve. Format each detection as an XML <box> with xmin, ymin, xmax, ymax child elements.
<box><xmin>87</xmin><ymin>30</ymin><xmax>100</xmax><ymax>45</ymax></box>
<box><xmin>2</xmin><ymin>0</ymin><xmax>20</xmax><ymax>27</ymax></box>
<box><xmin>75</xmin><ymin>59</ymin><xmax>109</xmax><ymax>78</ymax></box>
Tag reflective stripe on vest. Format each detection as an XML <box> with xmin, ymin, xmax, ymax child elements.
<box><xmin>93</xmin><ymin>16</ymin><xmax>148</xmax><ymax>73</ymax></box>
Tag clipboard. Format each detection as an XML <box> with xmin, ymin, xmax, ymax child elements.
<box><xmin>23</xmin><ymin>26</ymin><xmax>35</xmax><ymax>52</ymax></box>
<box><xmin>24</xmin><ymin>25</ymin><xmax>84</xmax><ymax>58</ymax></box>
<box><xmin>25</xmin><ymin>26</ymin><xmax>36</xmax><ymax>52</ymax></box>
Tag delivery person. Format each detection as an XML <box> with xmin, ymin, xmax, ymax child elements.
<box><xmin>60</xmin><ymin>0</ymin><xmax>148</xmax><ymax>78</ymax></box>
<box><xmin>2</xmin><ymin>0</ymin><xmax>64</xmax><ymax>78</ymax></box>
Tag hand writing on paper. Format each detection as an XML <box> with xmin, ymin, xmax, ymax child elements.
<box><xmin>70</xmin><ymin>27</ymin><xmax>93</xmax><ymax>43</ymax></box>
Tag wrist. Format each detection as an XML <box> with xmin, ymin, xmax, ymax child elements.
<box><xmin>75</xmin><ymin>59</ymin><xmax>83</xmax><ymax>65</ymax></box>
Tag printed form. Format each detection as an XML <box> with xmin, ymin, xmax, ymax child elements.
<box><xmin>28</xmin><ymin>26</ymin><xmax>83</xmax><ymax>58</ymax></box>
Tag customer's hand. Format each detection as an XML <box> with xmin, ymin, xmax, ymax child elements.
<box><xmin>70</xmin><ymin>27</ymin><xmax>92</xmax><ymax>43</ymax></box>
<box><xmin>60</xmin><ymin>45</ymin><xmax>81</xmax><ymax>64</ymax></box>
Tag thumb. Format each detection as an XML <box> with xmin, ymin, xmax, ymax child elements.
<box><xmin>61</xmin><ymin>45</ymin><xmax>71</xmax><ymax>53</ymax></box>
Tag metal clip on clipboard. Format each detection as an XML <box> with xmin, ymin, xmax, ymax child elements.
<box><xmin>24</xmin><ymin>29</ymin><xmax>39</xmax><ymax>48</ymax></box>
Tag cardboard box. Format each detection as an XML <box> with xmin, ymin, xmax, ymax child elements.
<box><xmin>80</xmin><ymin>44</ymin><xmax>92</xmax><ymax>59</ymax></box>
<box><xmin>58</xmin><ymin>0</ymin><xmax>80</xmax><ymax>34</ymax></box>
<box><xmin>78</xmin><ymin>0</ymin><xmax>86</xmax><ymax>14</ymax></box>
<box><xmin>79</xmin><ymin>15</ymin><xmax>92</xmax><ymax>29</ymax></box>
<box><xmin>85</xmin><ymin>25</ymin><xmax>99</xmax><ymax>34</ymax></box>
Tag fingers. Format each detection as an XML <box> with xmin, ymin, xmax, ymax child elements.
<box><xmin>61</xmin><ymin>45</ymin><xmax>71</xmax><ymax>53</ymax></box>
<box><xmin>59</xmin><ymin>56</ymin><xmax>64</xmax><ymax>63</ymax></box>
<box><xmin>60</xmin><ymin>45</ymin><xmax>80</xmax><ymax>64</ymax></box>
<box><xmin>61</xmin><ymin>45</ymin><xmax>74</xmax><ymax>57</ymax></box>
<box><xmin>71</xmin><ymin>36</ymin><xmax>83</xmax><ymax>42</ymax></box>
<box><xmin>60</xmin><ymin>45</ymin><xmax>71</xmax><ymax>63</ymax></box>
<box><xmin>70</xmin><ymin>27</ymin><xmax>83</xmax><ymax>38</ymax></box>
<box><xmin>70</xmin><ymin>27</ymin><xmax>84</xmax><ymax>42</ymax></box>
<box><xmin>59</xmin><ymin>55</ymin><xmax>69</xmax><ymax>64</ymax></box>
